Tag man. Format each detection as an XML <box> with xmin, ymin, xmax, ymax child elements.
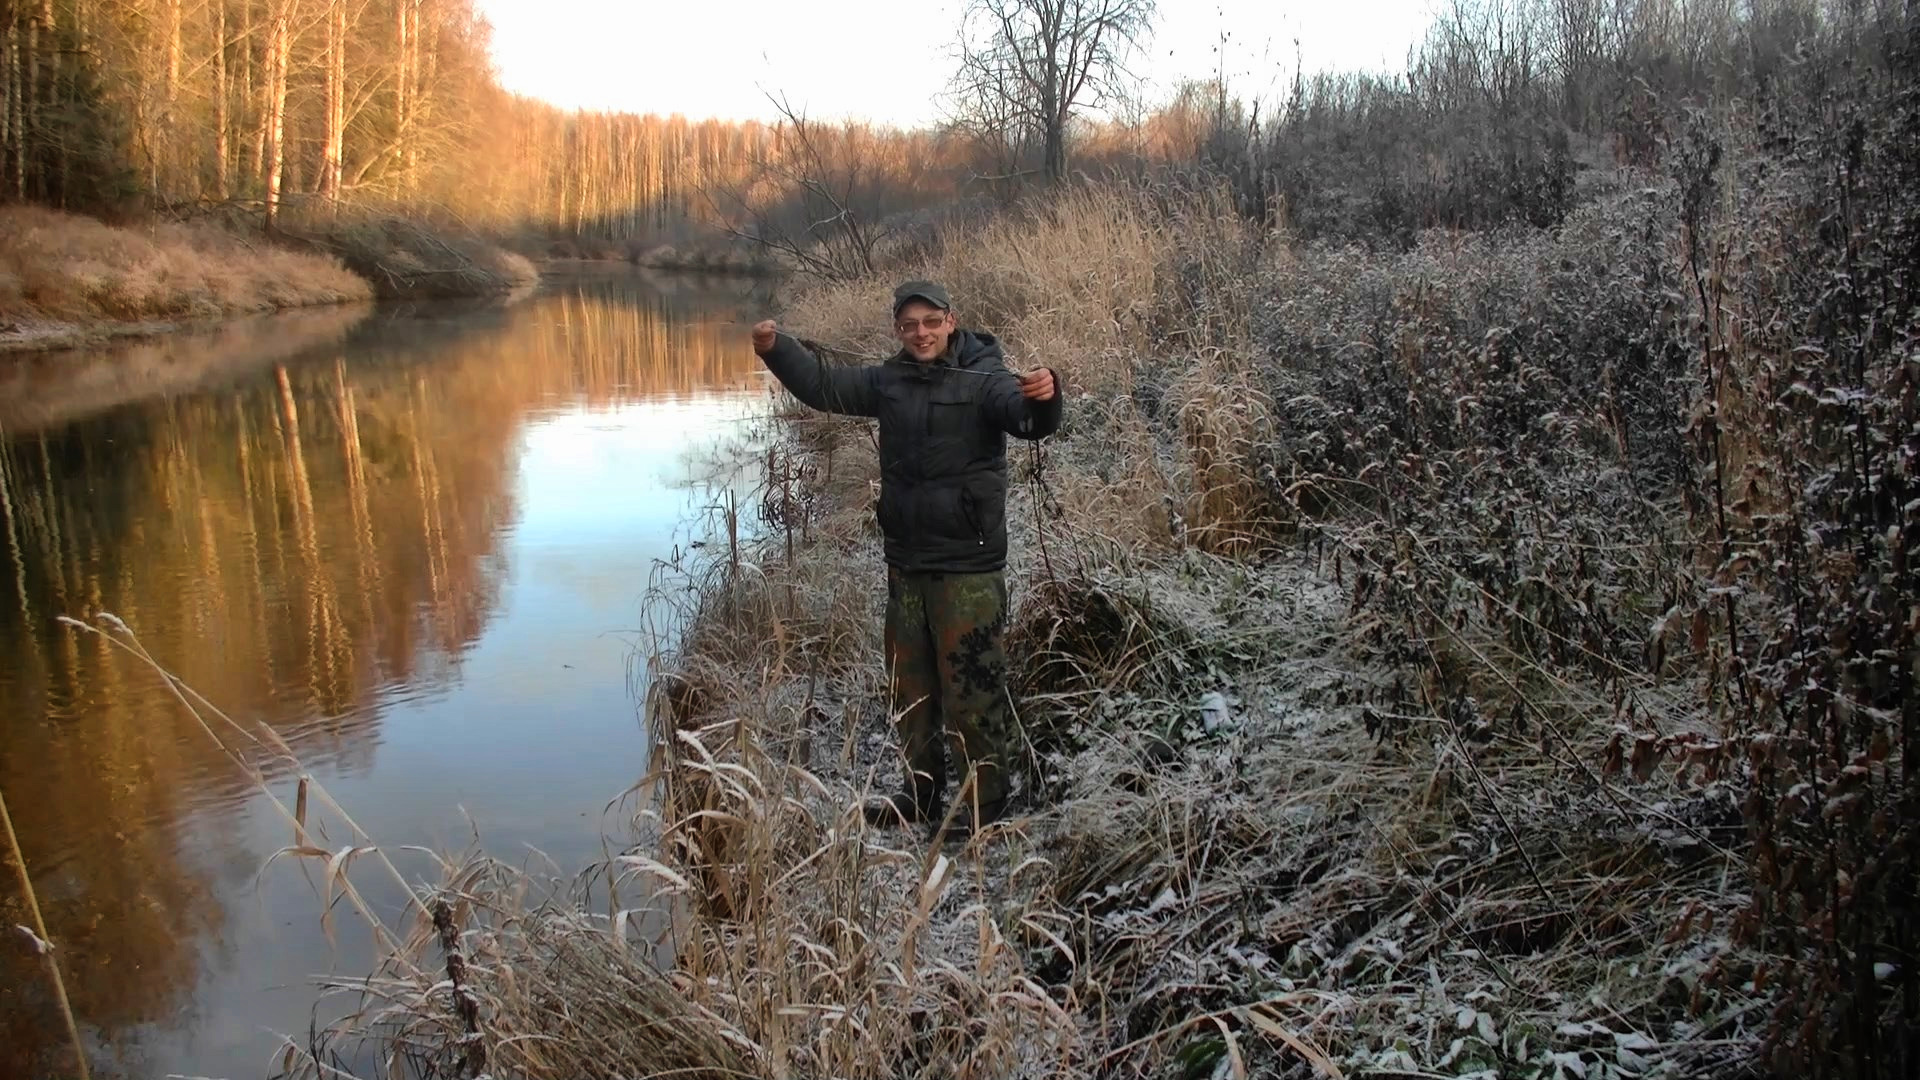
<box><xmin>751</xmin><ymin>280</ymin><xmax>1063</xmax><ymax>836</ymax></box>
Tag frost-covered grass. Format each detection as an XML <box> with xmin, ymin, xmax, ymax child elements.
<box><xmin>265</xmin><ymin>25</ymin><xmax>1916</xmax><ymax>1072</ymax></box>
<box><xmin>275</xmin><ymin>177</ymin><xmax>1802</xmax><ymax>1080</ymax></box>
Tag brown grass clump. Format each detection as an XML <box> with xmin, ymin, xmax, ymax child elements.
<box><xmin>1164</xmin><ymin>355</ymin><xmax>1288</xmax><ymax>556</ymax></box>
<box><xmin>0</xmin><ymin>206</ymin><xmax>371</xmax><ymax>349</ymax></box>
<box><xmin>942</xmin><ymin>185</ymin><xmax>1166</xmax><ymax>393</ymax></box>
<box><xmin>1037</xmin><ymin>396</ymin><xmax>1175</xmax><ymax>554</ymax></box>
<box><xmin>780</xmin><ymin>177</ymin><xmax>1286</xmax><ymax>568</ymax></box>
<box><xmin>784</xmin><ymin>183</ymin><xmax>1171</xmax><ymax>397</ymax></box>
<box><xmin>284</xmin><ymin>215</ymin><xmax>538</xmax><ymax>301</ymax></box>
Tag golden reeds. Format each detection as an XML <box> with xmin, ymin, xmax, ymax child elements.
<box><xmin>0</xmin><ymin>205</ymin><xmax>371</xmax><ymax>341</ymax></box>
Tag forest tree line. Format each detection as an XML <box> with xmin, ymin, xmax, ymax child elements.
<box><xmin>0</xmin><ymin>0</ymin><xmax>1006</xmax><ymax>248</ymax></box>
<box><xmin>1</xmin><ymin>1</ymin><xmax>1912</xmax><ymax>253</ymax></box>
<box><xmin>0</xmin><ymin>0</ymin><xmax>488</xmax><ymax>218</ymax></box>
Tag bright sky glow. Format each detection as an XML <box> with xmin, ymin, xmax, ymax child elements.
<box><xmin>477</xmin><ymin>0</ymin><xmax>1441</xmax><ymax>127</ymax></box>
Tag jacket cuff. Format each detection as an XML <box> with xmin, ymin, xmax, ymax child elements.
<box><xmin>757</xmin><ymin>330</ymin><xmax>795</xmax><ymax>359</ymax></box>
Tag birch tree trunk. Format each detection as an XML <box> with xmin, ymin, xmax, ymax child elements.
<box><xmin>62</xmin><ymin>0</ymin><xmax>83</xmax><ymax>199</ymax></box>
<box><xmin>215</xmin><ymin>0</ymin><xmax>230</xmax><ymax>199</ymax></box>
<box><xmin>395</xmin><ymin>0</ymin><xmax>411</xmax><ymax>192</ymax></box>
<box><xmin>165</xmin><ymin>0</ymin><xmax>180</xmax><ymax>103</ymax></box>
<box><xmin>36</xmin><ymin>0</ymin><xmax>56</xmax><ymax>202</ymax></box>
<box><xmin>3</xmin><ymin>11</ymin><xmax>18</xmax><ymax>200</ymax></box>
<box><xmin>319</xmin><ymin>0</ymin><xmax>344</xmax><ymax>204</ymax></box>
<box><xmin>249</xmin><ymin>0</ymin><xmax>266</xmax><ymax>186</ymax></box>
<box><xmin>160</xmin><ymin>0</ymin><xmax>179</xmax><ymax>196</ymax></box>
<box><xmin>24</xmin><ymin>0</ymin><xmax>42</xmax><ymax>199</ymax></box>
<box><xmin>262</xmin><ymin>1</ymin><xmax>291</xmax><ymax>227</ymax></box>
<box><xmin>410</xmin><ymin>0</ymin><xmax>437</xmax><ymax>181</ymax></box>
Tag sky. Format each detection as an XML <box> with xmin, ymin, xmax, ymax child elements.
<box><xmin>475</xmin><ymin>0</ymin><xmax>1442</xmax><ymax>128</ymax></box>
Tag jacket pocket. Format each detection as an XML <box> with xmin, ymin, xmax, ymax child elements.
<box><xmin>962</xmin><ymin>474</ymin><xmax>1005</xmax><ymax>544</ymax></box>
<box><xmin>960</xmin><ymin>486</ymin><xmax>984</xmax><ymax>545</ymax></box>
<box><xmin>927</xmin><ymin>377</ymin><xmax>978</xmax><ymax>438</ymax></box>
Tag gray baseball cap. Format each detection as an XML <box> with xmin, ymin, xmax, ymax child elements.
<box><xmin>892</xmin><ymin>279</ymin><xmax>952</xmax><ymax>315</ymax></box>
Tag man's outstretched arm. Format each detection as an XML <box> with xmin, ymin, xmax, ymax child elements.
<box><xmin>752</xmin><ymin>320</ymin><xmax>880</xmax><ymax>418</ymax></box>
<box><xmin>980</xmin><ymin>362</ymin><xmax>1064</xmax><ymax>440</ymax></box>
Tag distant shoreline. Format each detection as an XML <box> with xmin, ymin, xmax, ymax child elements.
<box><xmin>540</xmin><ymin>252</ymin><xmax>780</xmax><ymax>277</ymax></box>
<box><xmin>0</xmin><ymin>308</ymin><xmax>364</xmax><ymax>356</ymax></box>
<box><xmin>0</xmin><ymin>206</ymin><xmax>541</xmax><ymax>357</ymax></box>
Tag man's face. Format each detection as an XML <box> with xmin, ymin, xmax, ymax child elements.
<box><xmin>894</xmin><ymin>300</ymin><xmax>956</xmax><ymax>362</ymax></box>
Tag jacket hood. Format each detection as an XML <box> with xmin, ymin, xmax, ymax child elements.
<box><xmin>954</xmin><ymin>329</ymin><xmax>1003</xmax><ymax>369</ymax></box>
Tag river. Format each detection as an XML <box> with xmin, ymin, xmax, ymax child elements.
<box><xmin>0</xmin><ymin>268</ymin><xmax>774</xmax><ymax>1079</ymax></box>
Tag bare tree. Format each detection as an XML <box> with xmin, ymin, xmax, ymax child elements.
<box><xmin>952</xmin><ymin>0</ymin><xmax>1156</xmax><ymax>185</ymax></box>
<box><xmin>943</xmin><ymin>66</ymin><xmax>1035</xmax><ymax>187</ymax></box>
<box><xmin>709</xmin><ymin>95</ymin><xmax>903</xmax><ymax>282</ymax></box>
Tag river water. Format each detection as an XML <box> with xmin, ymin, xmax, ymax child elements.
<box><xmin>0</xmin><ymin>269</ymin><xmax>774</xmax><ymax>1079</ymax></box>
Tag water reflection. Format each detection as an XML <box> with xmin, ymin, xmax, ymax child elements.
<box><xmin>0</xmin><ymin>268</ymin><xmax>769</xmax><ymax>1078</ymax></box>
<box><xmin>0</xmin><ymin>304</ymin><xmax>375</xmax><ymax>436</ymax></box>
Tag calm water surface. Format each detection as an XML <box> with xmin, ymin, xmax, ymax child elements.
<box><xmin>0</xmin><ymin>269</ymin><xmax>772</xmax><ymax>1078</ymax></box>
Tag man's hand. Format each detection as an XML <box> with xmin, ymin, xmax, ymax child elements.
<box><xmin>1013</xmin><ymin>368</ymin><xmax>1059</xmax><ymax>403</ymax></box>
<box><xmin>1017</xmin><ymin>368</ymin><xmax>1056</xmax><ymax>402</ymax></box>
<box><xmin>751</xmin><ymin>319</ymin><xmax>778</xmax><ymax>355</ymax></box>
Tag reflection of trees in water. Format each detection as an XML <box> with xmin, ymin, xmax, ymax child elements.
<box><xmin>0</xmin><ymin>276</ymin><xmax>760</xmax><ymax>1077</ymax></box>
<box><xmin>0</xmin><ymin>304</ymin><xmax>374</xmax><ymax>436</ymax></box>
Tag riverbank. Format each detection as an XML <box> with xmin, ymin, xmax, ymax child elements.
<box><xmin>540</xmin><ymin>237</ymin><xmax>777</xmax><ymax>275</ymax></box>
<box><xmin>0</xmin><ymin>206</ymin><xmax>372</xmax><ymax>353</ymax></box>
<box><xmin>280</xmin><ymin>55</ymin><xmax>1915</xmax><ymax>1064</ymax></box>
<box><xmin>606</xmin><ymin>185</ymin><xmax>1772</xmax><ymax>1079</ymax></box>
<box><xmin>277</xmin><ymin>174</ymin><xmax>1870</xmax><ymax>1078</ymax></box>
<box><xmin>0</xmin><ymin>207</ymin><xmax>537</xmax><ymax>354</ymax></box>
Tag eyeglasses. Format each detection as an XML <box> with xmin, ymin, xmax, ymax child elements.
<box><xmin>894</xmin><ymin>312</ymin><xmax>949</xmax><ymax>334</ymax></box>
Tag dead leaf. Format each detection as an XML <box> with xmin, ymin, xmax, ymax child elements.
<box><xmin>1210</xmin><ymin>1016</ymin><xmax>1248</xmax><ymax>1080</ymax></box>
<box><xmin>1248</xmin><ymin>1004</ymin><xmax>1345</xmax><ymax>1079</ymax></box>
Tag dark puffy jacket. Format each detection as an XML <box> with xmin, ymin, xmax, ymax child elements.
<box><xmin>757</xmin><ymin>328</ymin><xmax>1063</xmax><ymax>573</ymax></box>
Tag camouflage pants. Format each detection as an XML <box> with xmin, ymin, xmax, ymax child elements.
<box><xmin>884</xmin><ymin>567</ymin><xmax>1017</xmax><ymax>813</ymax></box>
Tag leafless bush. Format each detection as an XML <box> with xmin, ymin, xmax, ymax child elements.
<box><xmin>709</xmin><ymin>97</ymin><xmax>936</xmax><ymax>283</ymax></box>
<box><xmin>1251</xmin><ymin>13</ymin><xmax>1919</xmax><ymax>1074</ymax></box>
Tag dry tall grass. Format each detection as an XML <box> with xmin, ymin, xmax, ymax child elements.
<box><xmin>787</xmin><ymin>184</ymin><xmax>1165</xmax><ymax>395</ymax></box>
<box><xmin>246</xmin><ymin>178</ymin><xmax>1798</xmax><ymax>1080</ymax></box>
<box><xmin>0</xmin><ymin>206</ymin><xmax>371</xmax><ymax>350</ymax></box>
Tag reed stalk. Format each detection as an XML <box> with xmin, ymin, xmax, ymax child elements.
<box><xmin>0</xmin><ymin>783</ymin><xmax>91</xmax><ymax>1080</ymax></box>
